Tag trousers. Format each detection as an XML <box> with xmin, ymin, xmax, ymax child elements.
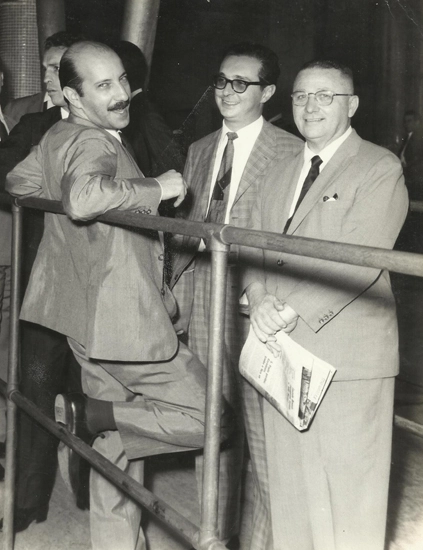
<box><xmin>67</xmin><ymin>337</ymin><xmax>233</xmax><ymax>550</ymax></box>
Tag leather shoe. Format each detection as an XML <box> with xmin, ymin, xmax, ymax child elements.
<box><xmin>55</xmin><ymin>393</ymin><xmax>102</xmax><ymax>511</ymax></box>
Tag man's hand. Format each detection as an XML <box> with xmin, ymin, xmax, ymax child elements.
<box><xmin>246</xmin><ymin>282</ymin><xmax>299</xmax><ymax>356</ymax></box>
<box><xmin>156</xmin><ymin>170</ymin><xmax>187</xmax><ymax>207</ymax></box>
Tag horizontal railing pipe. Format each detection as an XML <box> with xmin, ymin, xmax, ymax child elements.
<box><xmin>6</xmin><ymin>195</ymin><xmax>423</xmax><ymax>279</ymax></box>
<box><xmin>221</xmin><ymin>225</ymin><xmax>423</xmax><ymax>278</ymax></box>
<box><xmin>410</xmin><ymin>200</ymin><xmax>423</xmax><ymax>213</ymax></box>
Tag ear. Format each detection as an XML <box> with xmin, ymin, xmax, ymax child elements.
<box><xmin>260</xmin><ymin>84</ymin><xmax>276</xmax><ymax>105</ymax></box>
<box><xmin>348</xmin><ymin>95</ymin><xmax>359</xmax><ymax>118</ymax></box>
<box><xmin>63</xmin><ymin>86</ymin><xmax>82</xmax><ymax>109</ymax></box>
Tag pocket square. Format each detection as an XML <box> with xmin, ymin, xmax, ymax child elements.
<box><xmin>323</xmin><ymin>193</ymin><xmax>338</xmax><ymax>202</ymax></box>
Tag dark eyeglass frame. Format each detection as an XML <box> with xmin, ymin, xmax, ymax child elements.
<box><xmin>212</xmin><ymin>75</ymin><xmax>268</xmax><ymax>94</ymax></box>
<box><xmin>291</xmin><ymin>90</ymin><xmax>354</xmax><ymax>106</ymax></box>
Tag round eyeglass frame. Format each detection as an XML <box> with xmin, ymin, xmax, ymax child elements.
<box><xmin>291</xmin><ymin>91</ymin><xmax>354</xmax><ymax>106</ymax></box>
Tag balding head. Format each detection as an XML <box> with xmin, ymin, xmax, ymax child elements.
<box><xmin>61</xmin><ymin>41</ymin><xmax>131</xmax><ymax>130</ymax></box>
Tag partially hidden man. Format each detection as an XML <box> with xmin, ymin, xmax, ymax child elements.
<box><xmin>170</xmin><ymin>42</ymin><xmax>302</xmax><ymax>546</ymax></box>
<box><xmin>7</xmin><ymin>41</ymin><xmax>232</xmax><ymax>550</ymax></box>
<box><xmin>242</xmin><ymin>60</ymin><xmax>408</xmax><ymax>550</ymax></box>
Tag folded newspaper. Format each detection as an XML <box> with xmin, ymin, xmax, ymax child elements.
<box><xmin>240</xmin><ymin>327</ymin><xmax>336</xmax><ymax>430</ymax></box>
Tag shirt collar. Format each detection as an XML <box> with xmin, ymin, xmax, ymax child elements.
<box><xmin>303</xmin><ymin>126</ymin><xmax>352</xmax><ymax>166</ymax></box>
<box><xmin>221</xmin><ymin>115</ymin><xmax>263</xmax><ymax>144</ymax></box>
<box><xmin>106</xmin><ymin>129</ymin><xmax>122</xmax><ymax>142</ymax></box>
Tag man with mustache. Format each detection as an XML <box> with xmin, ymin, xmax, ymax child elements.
<box><xmin>7</xmin><ymin>41</ymin><xmax>232</xmax><ymax>550</ymax></box>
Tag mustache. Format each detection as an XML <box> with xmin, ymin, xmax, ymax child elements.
<box><xmin>108</xmin><ymin>100</ymin><xmax>130</xmax><ymax>112</ymax></box>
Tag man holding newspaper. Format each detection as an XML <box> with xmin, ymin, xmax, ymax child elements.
<box><xmin>241</xmin><ymin>60</ymin><xmax>408</xmax><ymax>550</ymax></box>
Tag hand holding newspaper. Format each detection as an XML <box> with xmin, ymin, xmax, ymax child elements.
<box><xmin>239</xmin><ymin>327</ymin><xmax>336</xmax><ymax>430</ymax></box>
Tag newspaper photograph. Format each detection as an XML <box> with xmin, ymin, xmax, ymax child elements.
<box><xmin>239</xmin><ymin>328</ymin><xmax>337</xmax><ymax>430</ymax></box>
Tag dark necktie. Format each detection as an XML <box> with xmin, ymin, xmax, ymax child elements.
<box><xmin>284</xmin><ymin>155</ymin><xmax>323</xmax><ymax>233</ymax></box>
<box><xmin>206</xmin><ymin>131</ymin><xmax>238</xmax><ymax>224</ymax></box>
<box><xmin>0</xmin><ymin>119</ymin><xmax>8</xmax><ymax>142</ymax></box>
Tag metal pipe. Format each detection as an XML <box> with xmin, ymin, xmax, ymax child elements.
<box><xmin>394</xmin><ymin>414</ymin><xmax>423</xmax><ymax>438</ymax></box>
<box><xmin>410</xmin><ymin>200</ymin><xmax>423</xmax><ymax>213</ymax></box>
<box><xmin>121</xmin><ymin>0</ymin><xmax>160</xmax><ymax>69</ymax></box>
<box><xmin>221</xmin><ymin>225</ymin><xmax>423</xmax><ymax>279</ymax></box>
<box><xmin>36</xmin><ymin>0</ymin><xmax>66</xmax><ymax>59</ymax></box>
<box><xmin>199</xmin><ymin>235</ymin><xmax>230</xmax><ymax>547</ymax></box>
<box><xmin>9</xmin><ymin>388</ymin><xmax>200</xmax><ymax>545</ymax></box>
<box><xmin>3</xmin><ymin>202</ymin><xmax>23</xmax><ymax>549</ymax></box>
<box><xmin>11</xmin><ymin>195</ymin><xmax>423</xmax><ymax>278</ymax></box>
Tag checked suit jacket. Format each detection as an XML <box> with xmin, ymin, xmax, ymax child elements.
<box><xmin>169</xmin><ymin>119</ymin><xmax>303</xmax><ymax>543</ymax></box>
<box><xmin>170</xmin><ymin>119</ymin><xmax>303</xmax><ymax>344</ymax></box>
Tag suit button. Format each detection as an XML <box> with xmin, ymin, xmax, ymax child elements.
<box><xmin>277</xmin><ymin>259</ymin><xmax>284</xmax><ymax>266</ymax></box>
<box><xmin>158</xmin><ymin>254</ymin><xmax>164</xmax><ymax>261</ymax></box>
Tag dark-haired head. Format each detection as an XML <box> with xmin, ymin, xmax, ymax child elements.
<box><xmin>45</xmin><ymin>31</ymin><xmax>85</xmax><ymax>52</ymax></box>
<box><xmin>112</xmin><ymin>41</ymin><xmax>148</xmax><ymax>92</ymax></box>
<box><xmin>222</xmin><ymin>42</ymin><xmax>280</xmax><ymax>86</ymax></box>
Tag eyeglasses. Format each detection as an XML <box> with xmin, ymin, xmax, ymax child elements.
<box><xmin>212</xmin><ymin>75</ymin><xmax>267</xmax><ymax>94</ymax></box>
<box><xmin>291</xmin><ymin>91</ymin><xmax>354</xmax><ymax>106</ymax></box>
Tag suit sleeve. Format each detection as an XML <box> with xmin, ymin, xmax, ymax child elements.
<box><xmin>6</xmin><ymin>145</ymin><xmax>44</xmax><ymax>198</ymax></box>
<box><xmin>282</xmin><ymin>154</ymin><xmax>408</xmax><ymax>332</ymax></box>
<box><xmin>61</xmin><ymin>133</ymin><xmax>162</xmax><ymax>221</ymax></box>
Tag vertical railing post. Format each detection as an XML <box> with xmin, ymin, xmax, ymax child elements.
<box><xmin>199</xmin><ymin>233</ymin><xmax>229</xmax><ymax>549</ymax></box>
<box><xmin>3</xmin><ymin>201</ymin><xmax>23</xmax><ymax>550</ymax></box>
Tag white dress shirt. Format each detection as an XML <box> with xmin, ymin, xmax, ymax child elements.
<box><xmin>289</xmin><ymin>126</ymin><xmax>352</xmax><ymax>217</ymax></box>
<box><xmin>207</xmin><ymin>116</ymin><xmax>264</xmax><ymax>223</ymax></box>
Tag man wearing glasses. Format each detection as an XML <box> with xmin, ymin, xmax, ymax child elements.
<box><xmin>170</xmin><ymin>43</ymin><xmax>302</xmax><ymax>547</ymax></box>
<box><xmin>242</xmin><ymin>60</ymin><xmax>408</xmax><ymax>549</ymax></box>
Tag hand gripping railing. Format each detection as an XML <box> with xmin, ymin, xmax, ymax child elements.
<box><xmin>1</xmin><ymin>194</ymin><xmax>423</xmax><ymax>550</ymax></box>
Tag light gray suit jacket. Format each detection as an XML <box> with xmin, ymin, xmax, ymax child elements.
<box><xmin>244</xmin><ymin>129</ymin><xmax>409</xmax><ymax>380</ymax></box>
<box><xmin>7</xmin><ymin>115</ymin><xmax>178</xmax><ymax>362</ymax></box>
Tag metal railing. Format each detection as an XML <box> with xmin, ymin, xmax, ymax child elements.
<box><xmin>1</xmin><ymin>194</ymin><xmax>423</xmax><ymax>549</ymax></box>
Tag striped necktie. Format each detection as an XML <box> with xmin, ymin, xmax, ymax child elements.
<box><xmin>206</xmin><ymin>131</ymin><xmax>238</xmax><ymax>224</ymax></box>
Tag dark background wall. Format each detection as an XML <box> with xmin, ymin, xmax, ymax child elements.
<box><xmin>60</xmin><ymin>0</ymin><xmax>423</xmax><ymax>148</ymax></box>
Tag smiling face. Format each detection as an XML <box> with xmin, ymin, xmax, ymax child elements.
<box><xmin>67</xmin><ymin>47</ymin><xmax>131</xmax><ymax>130</ymax></box>
<box><xmin>43</xmin><ymin>46</ymin><xmax>67</xmax><ymax>107</ymax></box>
<box><xmin>214</xmin><ymin>54</ymin><xmax>275</xmax><ymax>131</ymax></box>
<box><xmin>293</xmin><ymin>67</ymin><xmax>359</xmax><ymax>152</ymax></box>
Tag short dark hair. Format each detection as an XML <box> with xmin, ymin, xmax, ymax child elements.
<box><xmin>112</xmin><ymin>41</ymin><xmax>148</xmax><ymax>91</ymax></box>
<box><xmin>299</xmin><ymin>59</ymin><xmax>355</xmax><ymax>92</ymax></box>
<box><xmin>59</xmin><ymin>41</ymin><xmax>114</xmax><ymax>97</ymax></box>
<box><xmin>44</xmin><ymin>31</ymin><xmax>85</xmax><ymax>51</ymax></box>
<box><xmin>221</xmin><ymin>42</ymin><xmax>280</xmax><ymax>86</ymax></box>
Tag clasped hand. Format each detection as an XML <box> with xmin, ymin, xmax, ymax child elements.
<box><xmin>246</xmin><ymin>282</ymin><xmax>299</xmax><ymax>356</ymax></box>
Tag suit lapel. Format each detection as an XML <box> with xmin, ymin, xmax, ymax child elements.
<box><xmin>188</xmin><ymin>131</ymin><xmax>220</xmax><ymax>223</ymax></box>
<box><xmin>269</xmin><ymin>151</ymin><xmax>304</xmax><ymax>234</ymax></box>
<box><xmin>233</xmin><ymin>121</ymin><xmax>278</xmax><ymax>206</ymax></box>
<box><xmin>287</xmin><ymin>130</ymin><xmax>362</xmax><ymax>234</ymax></box>
<box><xmin>173</xmin><ymin>131</ymin><xmax>220</xmax><ymax>275</ymax></box>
